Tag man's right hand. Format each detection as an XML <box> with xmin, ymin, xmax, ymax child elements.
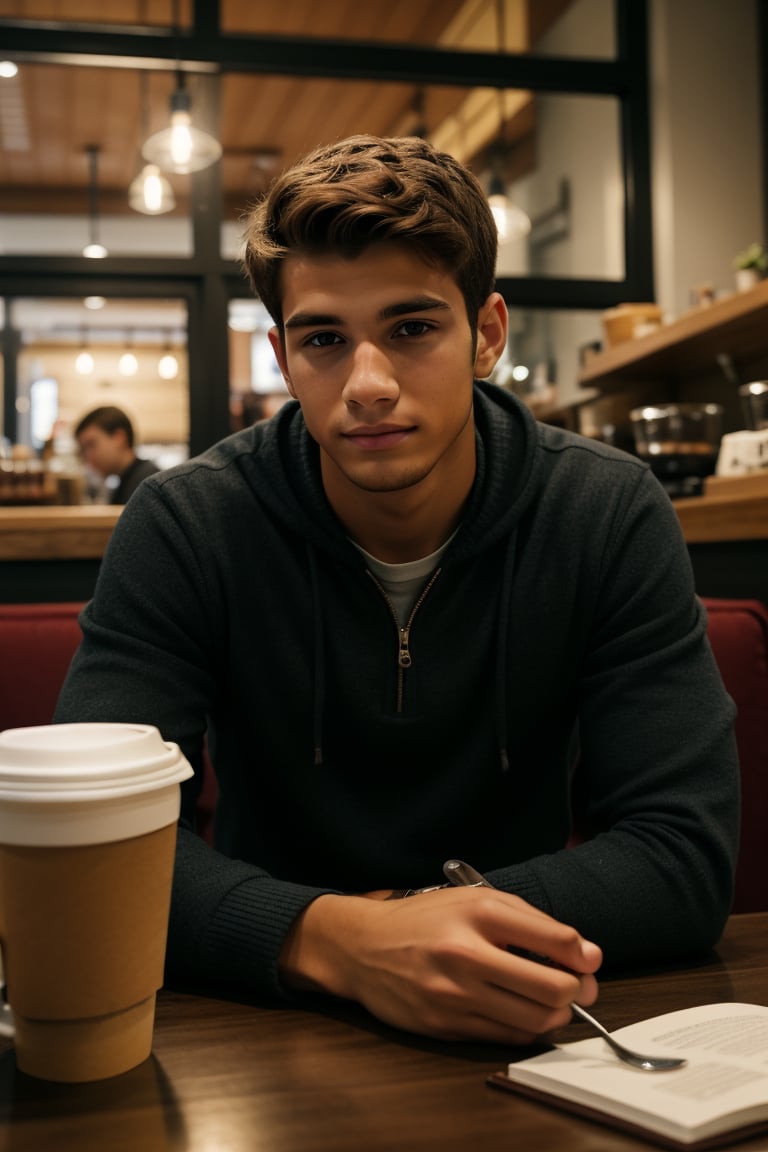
<box><xmin>277</xmin><ymin>886</ymin><xmax>602</xmax><ymax>1043</ymax></box>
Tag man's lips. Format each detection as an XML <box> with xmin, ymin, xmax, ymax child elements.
<box><xmin>343</xmin><ymin>425</ymin><xmax>414</xmax><ymax>450</ymax></box>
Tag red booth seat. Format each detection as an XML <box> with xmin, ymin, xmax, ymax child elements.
<box><xmin>702</xmin><ymin>599</ymin><xmax>768</xmax><ymax>913</ymax></box>
<box><xmin>1</xmin><ymin>598</ymin><xmax>766</xmax><ymax>909</ymax></box>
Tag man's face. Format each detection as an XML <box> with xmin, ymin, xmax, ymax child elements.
<box><xmin>269</xmin><ymin>242</ymin><xmax>505</xmax><ymax>512</ymax></box>
<box><xmin>77</xmin><ymin>426</ymin><xmax>126</xmax><ymax>477</ymax></box>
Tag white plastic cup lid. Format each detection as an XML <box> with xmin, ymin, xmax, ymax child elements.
<box><xmin>0</xmin><ymin>723</ymin><xmax>194</xmax><ymax>845</ymax></box>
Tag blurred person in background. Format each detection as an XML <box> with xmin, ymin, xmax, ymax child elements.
<box><xmin>75</xmin><ymin>405</ymin><xmax>159</xmax><ymax>505</ymax></box>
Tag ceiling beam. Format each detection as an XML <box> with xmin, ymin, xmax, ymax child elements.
<box><xmin>0</xmin><ymin>21</ymin><xmax>624</xmax><ymax>93</ymax></box>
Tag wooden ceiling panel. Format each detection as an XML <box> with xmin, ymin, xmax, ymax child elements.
<box><xmin>0</xmin><ymin>0</ymin><xmax>186</xmax><ymax>26</ymax></box>
<box><xmin>0</xmin><ymin>0</ymin><xmax>546</xmax><ymax>218</ymax></box>
<box><xmin>220</xmin><ymin>0</ymin><xmax>467</xmax><ymax>44</ymax></box>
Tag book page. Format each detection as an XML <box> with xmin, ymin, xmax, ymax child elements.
<box><xmin>504</xmin><ymin>1004</ymin><xmax>768</xmax><ymax>1140</ymax></box>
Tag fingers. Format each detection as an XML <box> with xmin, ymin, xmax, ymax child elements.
<box><xmin>278</xmin><ymin>887</ymin><xmax>602</xmax><ymax>1043</ymax></box>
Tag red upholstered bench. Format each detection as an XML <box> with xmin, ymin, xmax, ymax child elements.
<box><xmin>701</xmin><ymin>599</ymin><xmax>768</xmax><ymax>913</ymax></box>
<box><xmin>0</xmin><ymin>601</ymin><xmax>217</xmax><ymax>845</ymax></box>
<box><xmin>0</xmin><ymin>602</ymin><xmax>84</xmax><ymax>732</ymax></box>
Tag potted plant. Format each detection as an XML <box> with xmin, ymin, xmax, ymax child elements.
<box><xmin>733</xmin><ymin>243</ymin><xmax>767</xmax><ymax>291</ymax></box>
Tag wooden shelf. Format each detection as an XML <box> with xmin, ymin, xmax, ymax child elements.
<box><xmin>0</xmin><ymin>506</ymin><xmax>122</xmax><ymax>561</ymax></box>
<box><xmin>579</xmin><ymin>279</ymin><xmax>768</xmax><ymax>392</ymax></box>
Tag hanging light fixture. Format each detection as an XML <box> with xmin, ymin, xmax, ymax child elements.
<box><xmin>119</xmin><ymin>333</ymin><xmax>139</xmax><ymax>377</ymax></box>
<box><xmin>129</xmin><ymin>162</ymin><xmax>176</xmax><ymax>213</ymax></box>
<box><xmin>488</xmin><ymin>151</ymin><xmax>531</xmax><ymax>241</ymax></box>
<box><xmin>76</xmin><ymin>328</ymin><xmax>94</xmax><ymax>375</ymax></box>
<box><xmin>486</xmin><ymin>0</ymin><xmax>531</xmax><ymax>243</ymax></box>
<box><xmin>129</xmin><ymin>73</ymin><xmax>176</xmax><ymax>214</ymax></box>
<box><xmin>82</xmin><ymin>145</ymin><xmax>108</xmax><ymax>258</ymax></box>
<box><xmin>157</xmin><ymin>332</ymin><xmax>179</xmax><ymax>379</ymax></box>
<box><xmin>141</xmin><ymin>70</ymin><xmax>221</xmax><ymax>174</ymax></box>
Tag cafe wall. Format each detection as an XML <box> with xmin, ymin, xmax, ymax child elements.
<box><xmin>651</xmin><ymin>0</ymin><xmax>763</xmax><ymax>321</ymax></box>
<box><xmin>512</xmin><ymin>0</ymin><xmax>762</xmax><ymax>409</ymax></box>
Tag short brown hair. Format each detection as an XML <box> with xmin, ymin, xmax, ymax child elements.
<box><xmin>75</xmin><ymin>405</ymin><xmax>135</xmax><ymax>448</ymax></box>
<box><xmin>242</xmin><ymin>134</ymin><xmax>498</xmax><ymax>329</ymax></box>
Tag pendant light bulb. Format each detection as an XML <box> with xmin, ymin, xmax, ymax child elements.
<box><xmin>119</xmin><ymin>351</ymin><xmax>139</xmax><ymax>376</ymax></box>
<box><xmin>158</xmin><ymin>352</ymin><xmax>179</xmax><ymax>379</ymax></box>
<box><xmin>141</xmin><ymin>83</ymin><xmax>222</xmax><ymax>175</ymax></box>
<box><xmin>487</xmin><ymin>176</ymin><xmax>531</xmax><ymax>242</ymax></box>
<box><xmin>76</xmin><ymin>349</ymin><xmax>95</xmax><ymax>375</ymax></box>
<box><xmin>128</xmin><ymin>163</ymin><xmax>176</xmax><ymax>215</ymax></box>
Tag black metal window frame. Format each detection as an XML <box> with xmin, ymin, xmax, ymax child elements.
<box><xmin>0</xmin><ymin>0</ymin><xmax>653</xmax><ymax>452</ymax></box>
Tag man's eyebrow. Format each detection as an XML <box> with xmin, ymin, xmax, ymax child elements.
<box><xmin>284</xmin><ymin>312</ymin><xmax>341</xmax><ymax>330</ymax></box>
<box><xmin>283</xmin><ymin>296</ymin><xmax>452</xmax><ymax>331</ymax></box>
<box><xmin>379</xmin><ymin>296</ymin><xmax>452</xmax><ymax>320</ymax></box>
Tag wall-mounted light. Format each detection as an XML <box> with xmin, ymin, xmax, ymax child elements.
<box><xmin>82</xmin><ymin>145</ymin><xmax>108</xmax><ymax>259</ymax></box>
<box><xmin>84</xmin><ymin>295</ymin><xmax>106</xmax><ymax>310</ymax></box>
<box><xmin>141</xmin><ymin>71</ymin><xmax>221</xmax><ymax>175</ymax></box>
<box><xmin>0</xmin><ymin>61</ymin><xmax>18</xmax><ymax>79</ymax></box>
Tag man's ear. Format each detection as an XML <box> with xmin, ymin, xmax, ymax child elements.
<box><xmin>267</xmin><ymin>326</ymin><xmax>296</xmax><ymax>398</ymax></box>
<box><xmin>473</xmin><ymin>292</ymin><xmax>508</xmax><ymax>380</ymax></box>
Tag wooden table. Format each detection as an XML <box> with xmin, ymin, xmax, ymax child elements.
<box><xmin>1</xmin><ymin>914</ymin><xmax>767</xmax><ymax>1151</ymax></box>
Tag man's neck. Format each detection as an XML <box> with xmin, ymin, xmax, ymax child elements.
<box><xmin>323</xmin><ymin>472</ymin><xmax>473</xmax><ymax>564</ymax></box>
<box><xmin>352</xmin><ymin>506</ymin><xmax>462</xmax><ymax>564</ymax></box>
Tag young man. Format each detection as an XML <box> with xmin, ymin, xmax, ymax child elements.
<box><xmin>75</xmin><ymin>405</ymin><xmax>159</xmax><ymax>504</ymax></box>
<box><xmin>56</xmin><ymin>135</ymin><xmax>738</xmax><ymax>1044</ymax></box>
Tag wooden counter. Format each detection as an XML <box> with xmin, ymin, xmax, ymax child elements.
<box><xmin>1</xmin><ymin>478</ymin><xmax>765</xmax><ymax>605</ymax></box>
<box><xmin>673</xmin><ymin>471</ymin><xmax>768</xmax><ymax>543</ymax></box>
<box><xmin>0</xmin><ymin>506</ymin><xmax>122</xmax><ymax>561</ymax></box>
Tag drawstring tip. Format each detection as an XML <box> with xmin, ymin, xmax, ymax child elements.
<box><xmin>499</xmin><ymin>748</ymin><xmax>510</xmax><ymax>773</ymax></box>
<box><xmin>314</xmin><ymin>746</ymin><xmax>323</xmax><ymax>766</ymax></box>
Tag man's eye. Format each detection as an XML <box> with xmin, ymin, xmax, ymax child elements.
<box><xmin>307</xmin><ymin>332</ymin><xmax>342</xmax><ymax>348</ymax></box>
<box><xmin>393</xmin><ymin>320</ymin><xmax>432</xmax><ymax>338</ymax></box>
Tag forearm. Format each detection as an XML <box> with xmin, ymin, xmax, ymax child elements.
<box><xmin>166</xmin><ymin>824</ymin><xmax>338</xmax><ymax>997</ymax></box>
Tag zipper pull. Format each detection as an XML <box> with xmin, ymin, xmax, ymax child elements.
<box><xmin>398</xmin><ymin>627</ymin><xmax>412</xmax><ymax>668</ymax></box>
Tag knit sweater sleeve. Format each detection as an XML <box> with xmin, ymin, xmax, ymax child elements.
<box><xmin>54</xmin><ymin>476</ymin><xmax>336</xmax><ymax>998</ymax></box>
<box><xmin>487</xmin><ymin>466</ymin><xmax>739</xmax><ymax>968</ymax></box>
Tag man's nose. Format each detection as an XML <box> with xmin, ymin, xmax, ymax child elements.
<box><xmin>342</xmin><ymin>342</ymin><xmax>399</xmax><ymax>406</ymax></box>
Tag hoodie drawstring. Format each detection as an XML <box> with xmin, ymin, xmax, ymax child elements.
<box><xmin>495</xmin><ymin>531</ymin><xmax>518</xmax><ymax>773</ymax></box>
<box><xmin>306</xmin><ymin>542</ymin><xmax>326</xmax><ymax>766</ymax></box>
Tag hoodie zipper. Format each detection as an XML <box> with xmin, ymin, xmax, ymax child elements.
<box><xmin>367</xmin><ymin>567</ymin><xmax>442</xmax><ymax>713</ymax></box>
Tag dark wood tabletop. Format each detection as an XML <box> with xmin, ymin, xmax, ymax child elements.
<box><xmin>2</xmin><ymin>913</ymin><xmax>767</xmax><ymax>1152</ymax></box>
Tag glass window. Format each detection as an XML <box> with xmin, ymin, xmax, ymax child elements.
<box><xmin>227</xmin><ymin>298</ymin><xmax>290</xmax><ymax>432</ymax></box>
<box><xmin>0</xmin><ymin>65</ymin><xmax>194</xmax><ymax>258</ymax></box>
<box><xmin>10</xmin><ymin>297</ymin><xmax>189</xmax><ymax>463</ymax></box>
<box><xmin>222</xmin><ymin>82</ymin><xmax>623</xmax><ymax>285</ymax></box>
<box><xmin>496</xmin><ymin>93</ymin><xmax>623</xmax><ymax>281</ymax></box>
<box><xmin>495</xmin><ymin>306</ymin><xmax>602</xmax><ymax>413</ymax></box>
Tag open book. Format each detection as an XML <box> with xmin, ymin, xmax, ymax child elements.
<box><xmin>488</xmin><ymin>1003</ymin><xmax>768</xmax><ymax>1150</ymax></box>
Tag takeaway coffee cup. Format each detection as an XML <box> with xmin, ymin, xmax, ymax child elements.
<box><xmin>0</xmin><ymin>722</ymin><xmax>193</xmax><ymax>1082</ymax></box>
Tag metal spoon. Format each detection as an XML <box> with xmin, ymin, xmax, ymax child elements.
<box><xmin>442</xmin><ymin>859</ymin><xmax>687</xmax><ymax>1072</ymax></box>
